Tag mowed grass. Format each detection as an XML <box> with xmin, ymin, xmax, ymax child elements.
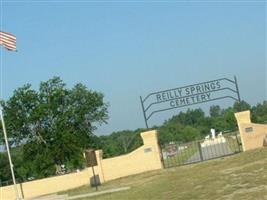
<box><xmin>60</xmin><ymin>148</ymin><xmax>267</xmax><ymax>200</ymax></box>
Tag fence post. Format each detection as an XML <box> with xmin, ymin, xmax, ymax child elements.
<box><xmin>197</xmin><ymin>141</ymin><xmax>204</xmax><ymax>161</ymax></box>
<box><xmin>19</xmin><ymin>183</ymin><xmax>24</xmax><ymax>199</ymax></box>
<box><xmin>159</xmin><ymin>142</ymin><xmax>166</xmax><ymax>168</ymax></box>
<box><xmin>235</xmin><ymin>131</ymin><xmax>242</xmax><ymax>152</ymax></box>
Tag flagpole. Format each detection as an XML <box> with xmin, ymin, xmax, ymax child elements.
<box><xmin>0</xmin><ymin>105</ymin><xmax>20</xmax><ymax>200</ymax></box>
<box><xmin>0</xmin><ymin>30</ymin><xmax>20</xmax><ymax>199</ymax></box>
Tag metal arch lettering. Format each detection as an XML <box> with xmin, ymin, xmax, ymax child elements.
<box><xmin>142</xmin><ymin>77</ymin><xmax>236</xmax><ymax>103</ymax></box>
<box><xmin>146</xmin><ymin>95</ymin><xmax>239</xmax><ymax>121</ymax></box>
<box><xmin>144</xmin><ymin>87</ymin><xmax>238</xmax><ymax>112</ymax></box>
<box><xmin>140</xmin><ymin>76</ymin><xmax>241</xmax><ymax>128</ymax></box>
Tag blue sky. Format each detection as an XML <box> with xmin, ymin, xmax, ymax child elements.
<box><xmin>0</xmin><ymin>1</ymin><xmax>266</xmax><ymax>135</ymax></box>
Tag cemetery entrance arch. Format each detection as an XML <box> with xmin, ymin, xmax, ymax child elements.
<box><xmin>140</xmin><ymin>76</ymin><xmax>241</xmax><ymax>128</ymax></box>
<box><xmin>140</xmin><ymin>76</ymin><xmax>242</xmax><ymax>168</ymax></box>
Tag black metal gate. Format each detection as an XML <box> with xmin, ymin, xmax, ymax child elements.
<box><xmin>161</xmin><ymin>132</ymin><xmax>242</xmax><ymax>168</ymax></box>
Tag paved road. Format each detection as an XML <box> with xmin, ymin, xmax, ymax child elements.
<box><xmin>26</xmin><ymin>187</ymin><xmax>131</xmax><ymax>200</ymax></box>
<box><xmin>185</xmin><ymin>143</ymin><xmax>233</xmax><ymax>164</ymax></box>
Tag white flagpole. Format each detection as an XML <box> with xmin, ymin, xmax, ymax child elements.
<box><xmin>0</xmin><ymin>106</ymin><xmax>20</xmax><ymax>200</ymax></box>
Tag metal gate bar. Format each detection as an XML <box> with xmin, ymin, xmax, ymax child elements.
<box><xmin>161</xmin><ymin>132</ymin><xmax>241</xmax><ymax>168</ymax></box>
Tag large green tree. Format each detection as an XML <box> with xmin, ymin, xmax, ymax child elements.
<box><xmin>252</xmin><ymin>101</ymin><xmax>267</xmax><ymax>123</ymax></box>
<box><xmin>0</xmin><ymin>153</ymin><xmax>11</xmax><ymax>184</ymax></box>
<box><xmin>1</xmin><ymin>77</ymin><xmax>108</xmax><ymax>179</ymax></box>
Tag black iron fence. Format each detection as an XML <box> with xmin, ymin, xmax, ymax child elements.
<box><xmin>161</xmin><ymin>132</ymin><xmax>242</xmax><ymax>168</ymax></box>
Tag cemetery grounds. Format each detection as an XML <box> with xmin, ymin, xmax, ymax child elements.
<box><xmin>60</xmin><ymin>147</ymin><xmax>267</xmax><ymax>200</ymax></box>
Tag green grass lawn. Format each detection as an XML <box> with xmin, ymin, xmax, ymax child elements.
<box><xmin>60</xmin><ymin>148</ymin><xmax>267</xmax><ymax>200</ymax></box>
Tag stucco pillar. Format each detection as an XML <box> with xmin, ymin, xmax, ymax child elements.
<box><xmin>95</xmin><ymin>150</ymin><xmax>105</xmax><ymax>183</ymax></box>
<box><xmin>235</xmin><ymin>110</ymin><xmax>251</xmax><ymax>126</ymax></box>
<box><xmin>235</xmin><ymin>110</ymin><xmax>251</xmax><ymax>151</ymax></box>
<box><xmin>235</xmin><ymin>110</ymin><xmax>267</xmax><ymax>151</ymax></box>
<box><xmin>141</xmin><ymin>130</ymin><xmax>164</xmax><ymax>169</ymax></box>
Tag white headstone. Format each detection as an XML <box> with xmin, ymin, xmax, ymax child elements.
<box><xmin>211</xmin><ymin>128</ymin><xmax>216</xmax><ymax>139</ymax></box>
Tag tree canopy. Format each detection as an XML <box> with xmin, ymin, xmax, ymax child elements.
<box><xmin>0</xmin><ymin>77</ymin><xmax>108</xmax><ymax>180</ymax></box>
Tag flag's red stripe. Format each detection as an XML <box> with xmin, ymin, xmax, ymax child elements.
<box><xmin>0</xmin><ymin>38</ymin><xmax>15</xmax><ymax>46</ymax></box>
<box><xmin>0</xmin><ymin>42</ymin><xmax>16</xmax><ymax>50</ymax></box>
<box><xmin>0</xmin><ymin>31</ymin><xmax>16</xmax><ymax>51</ymax></box>
<box><xmin>0</xmin><ymin>35</ymin><xmax>16</xmax><ymax>43</ymax></box>
<box><xmin>4</xmin><ymin>44</ymin><xmax>16</xmax><ymax>50</ymax></box>
<box><xmin>4</xmin><ymin>42</ymin><xmax>16</xmax><ymax>48</ymax></box>
<box><xmin>0</xmin><ymin>40</ymin><xmax>16</xmax><ymax>50</ymax></box>
<box><xmin>3</xmin><ymin>45</ymin><xmax>16</xmax><ymax>51</ymax></box>
<box><xmin>2</xmin><ymin>40</ymin><xmax>15</xmax><ymax>46</ymax></box>
<box><xmin>0</xmin><ymin>31</ymin><xmax>16</xmax><ymax>40</ymax></box>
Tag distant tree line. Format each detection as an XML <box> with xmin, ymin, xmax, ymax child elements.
<box><xmin>0</xmin><ymin>77</ymin><xmax>266</xmax><ymax>185</ymax></box>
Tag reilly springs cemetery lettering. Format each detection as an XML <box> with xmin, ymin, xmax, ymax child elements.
<box><xmin>155</xmin><ymin>81</ymin><xmax>221</xmax><ymax>108</ymax></box>
<box><xmin>140</xmin><ymin>77</ymin><xmax>241</xmax><ymax>128</ymax></box>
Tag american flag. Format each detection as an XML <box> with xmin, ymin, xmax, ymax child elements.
<box><xmin>0</xmin><ymin>31</ymin><xmax>16</xmax><ymax>51</ymax></box>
